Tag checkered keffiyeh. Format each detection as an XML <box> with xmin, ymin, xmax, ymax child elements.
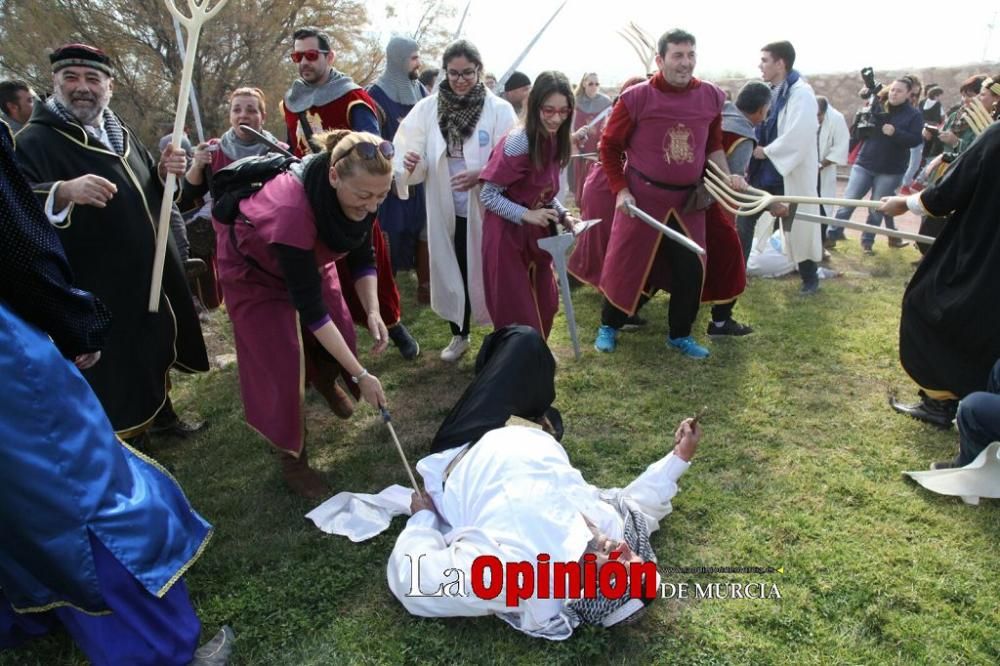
<box><xmin>46</xmin><ymin>97</ymin><xmax>125</xmax><ymax>155</ymax></box>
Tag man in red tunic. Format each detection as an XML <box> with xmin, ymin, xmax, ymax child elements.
<box><xmin>281</xmin><ymin>26</ymin><xmax>420</xmax><ymax>359</ymax></box>
<box><xmin>594</xmin><ymin>29</ymin><xmax>746</xmax><ymax>358</ymax></box>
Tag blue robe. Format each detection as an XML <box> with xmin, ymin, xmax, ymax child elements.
<box><xmin>368</xmin><ymin>83</ymin><xmax>428</xmax><ymax>270</ymax></box>
<box><xmin>0</xmin><ymin>120</ymin><xmax>212</xmax><ymax>616</ymax></box>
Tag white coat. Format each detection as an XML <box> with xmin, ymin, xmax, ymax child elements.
<box><xmin>393</xmin><ymin>92</ymin><xmax>517</xmax><ymax>328</ymax></box>
<box><xmin>762</xmin><ymin>78</ymin><xmax>821</xmax><ymax>264</ymax></box>
<box><xmin>818</xmin><ymin>104</ymin><xmax>850</xmax><ymax>204</ymax></box>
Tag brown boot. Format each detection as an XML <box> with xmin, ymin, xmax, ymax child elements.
<box><xmin>280</xmin><ymin>449</ymin><xmax>331</xmax><ymax>500</ymax></box>
<box><xmin>416</xmin><ymin>239</ymin><xmax>431</xmax><ymax>304</ymax></box>
<box><xmin>313</xmin><ymin>376</ymin><xmax>354</xmax><ymax>419</ymax></box>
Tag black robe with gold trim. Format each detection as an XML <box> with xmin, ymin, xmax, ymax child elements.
<box><xmin>14</xmin><ymin>104</ymin><xmax>208</xmax><ymax>435</ymax></box>
<box><xmin>900</xmin><ymin>122</ymin><xmax>1000</xmax><ymax>399</ymax></box>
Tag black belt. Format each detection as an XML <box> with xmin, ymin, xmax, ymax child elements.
<box><xmin>628</xmin><ymin>166</ymin><xmax>696</xmax><ymax>192</ymax></box>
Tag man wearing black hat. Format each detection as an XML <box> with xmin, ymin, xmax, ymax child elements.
<box><xmin>501</xmin><ymin>71</ymin><xmax>532</xmax><ymax>116</ymax></box>
<box><xmin>14</xmin><ymin>43</ymin><xmax>209</xmax><ymax>444</ymax></box>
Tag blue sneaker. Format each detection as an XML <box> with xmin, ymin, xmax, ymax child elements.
<box><xmin>667</xmin><ymin>335</ymin><xmax>710</xmax><ymax>359</ymax></box>
<box><xmin>594</xmin><ymin>325</ymin><xmax>618</xmax><ymax>352</ymax></box>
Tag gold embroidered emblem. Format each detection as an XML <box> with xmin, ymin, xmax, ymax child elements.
<box><xmin>663</xmin><ymin>123</ymin><xmax>695</xmax><ymax>165</ymax></box>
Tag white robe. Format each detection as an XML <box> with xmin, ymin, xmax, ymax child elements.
<box><xmin>818</xmin><ymin>104</ymin><xmax>850</xmax><ymax>206</ymax></box>
<box><xmin>393</xmin><ymin>92</ymin><xmax>517</xmax><ymax>328</ymax></box>
<box><xmin>385</xmin><ymin>426</ymin><xmax>689</xmax><ymax>639</ymax></box>
<box><xmin>762</xmin><ymin>78</ymin><xmax>821</xmax><ymax>264</ymax></box>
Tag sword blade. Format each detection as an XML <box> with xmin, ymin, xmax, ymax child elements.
<box><xmin>537</xmin><ymin>234</ymin><xmax>582</xmax><ymax>359</ymax></box>
<box><xmin>496</xmin><ymin>0</ymin><xmax>567</xmax><ymax>90</ymax></box>
<box><xmin>238</xmin><ymin>125</ymin><xmax>295</xmax><ymax>158</ymax></box>
<box><xmin>625</xmin><ymin>202</ymin><xmax>706</xmax><ymax>256</ymax></box>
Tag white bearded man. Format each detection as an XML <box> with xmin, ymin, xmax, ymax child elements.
<box><xmin>383</xmin><ymin>326</ymin><xmax>701</xmax><ymax>638</ymax></box>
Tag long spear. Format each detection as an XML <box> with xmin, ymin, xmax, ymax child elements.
<box><xmin>495</xmin><ymin>0</ymin><xmax>567</xmax><ymax>91</ymax></box>
<box><xmin>148</xmin><ymin>0</ymin><xmax>228</xmax><ymax>312</ymax></box>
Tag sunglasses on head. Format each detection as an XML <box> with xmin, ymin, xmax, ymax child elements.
<box><xmin>335</xmin><ymin>140</ymin><xmax>395</xmax><ymax>164</ymax></box>
<box><xmin>290</xmin><ymin>49</ymin><xmax>328</xmax><ymax>63</ymax></box>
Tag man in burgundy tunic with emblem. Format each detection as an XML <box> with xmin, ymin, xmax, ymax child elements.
<box><xmin>281</xmin><ymin>26</ymin><xmax>420</xmax><ymax>359</ymax></box>
<box><xmin>594</xmin><ymin>29</ymin><xmax>746</xmax><ymax>358</ymax></box>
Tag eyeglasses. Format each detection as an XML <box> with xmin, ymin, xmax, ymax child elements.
<box><xmin>540</xmin><ymin>106</ymin><xmax>572</xmax><ymax>118</ymax></box>
<box><xmin>290</xmin><ymin>49</ymin><xmax>328</xmax><ymax>63</ymax></box>
<box><xmin>335</xmin><ymin>140</ymin><xmax>395</xmax><ymax>164</ymax></box>
<box><xmin>446</xmin><ymin>68</ymin><xmax>478</xmax><ymax>80</ymax></box>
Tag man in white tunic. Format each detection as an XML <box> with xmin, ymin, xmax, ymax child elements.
<box><xmin>385</xmin><ymin>325</ymin><xmax>700</xmax><ymax>639</ymax></box>
<box><xmin>816</xmin><ymin>97</ymin><xmax>850</xmax><ymax>208</ymax></box>
<box><xmin>746</xmin><ymin>40</ymin><xmax>821</xmax><ymax>294</ymax></box>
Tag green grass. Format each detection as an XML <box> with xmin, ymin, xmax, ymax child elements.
<box><xmin>6</xmin><ymin>241</ymin><xmax>1000</xmax><ymax>665</ymax></box>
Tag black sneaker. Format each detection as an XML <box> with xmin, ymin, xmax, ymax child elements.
<box><xmin>621</xmin><ymin>314</ymin><xmax>647</xmax><ymax>331</ymax></box>
<box><xmin>389</xmin><ymin>323</ymin><xmax>420</xmax><ymax>360</ymax></box>
<box><xmin>930</xmin><ymin>460</ymin><xmax>958</xmax><ymax>471</ymax></box>
<box><xmin>707</xmin><ymin>319</ymin><xmax>754</xmax><ymax>337</ymax></box>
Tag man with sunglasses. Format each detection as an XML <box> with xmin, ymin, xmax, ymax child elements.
<box><xmin>281</xmin><ymin>27</ymin><xmax>421</xmax><ymax>360</ymax></box>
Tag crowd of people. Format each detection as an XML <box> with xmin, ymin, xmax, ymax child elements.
<box><xmin>1</xmin><ymin>22</ymin><xmax>998</xmax><ymax>662</ymax></box>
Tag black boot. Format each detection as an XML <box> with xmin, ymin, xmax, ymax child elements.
<box><xmin>889</xmin><ymin>391</ymin><xmax>958</xmax><ymax>429</ymax></box>
<box><xmin>388</xmin><ymin>323</ymin><xmax>420</xmax><ymax>360</ymax></box>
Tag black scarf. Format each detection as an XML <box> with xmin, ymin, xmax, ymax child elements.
<box><xmin>300</xmin><ymin>152</ymin><xmax>372</xmax><ymax>253</ymax></box>
<box><xmin>437</xmin><ymin>80</ymin><xmax>487</xmax><ymax>156</ymax></box>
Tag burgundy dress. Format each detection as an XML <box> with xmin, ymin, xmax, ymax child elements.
<box><xmin>599</xmin><ymin>77</ymin><xmax>724</xmax><ymax>315</ymax></box>
<box><xmin>480</xmin><ymin>131</ymin><xmax>562</xmax><ymax>339</ymax></box>
<box><xmin>567</xmin><ymin>161</ymin><xmax>615</xmax><ymax>288</ymax></box>
<box><xmin>217</xmin><ymin>172</ymin><xmax>358</xmax><ymax>455</ymax></box>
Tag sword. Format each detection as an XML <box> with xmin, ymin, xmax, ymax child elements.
<box><xmin>453</xmin><ymin>0</ymin><xmax>471</xmax><ymax>40</ymax></box>
<box><xmin>585</xmin><ymin>105</ymin><xmax>613</xmax><ymax>128</ymax></box>
<box><xmin>625</xmin><ymin>202</ymin><xmax>706</xmax><ymax>256</ymax></box>
<box><xmin>570</xmin><ymin>152</ymin><xmax>598</xmax><ymax>160</ymax></box>
<box><xmin>496</xmin><ymin>0</ymin><xmax>567</xmax><ymax>90</ymax></box>
<box><xmin>537</xmin><ymin>219</ymin><xmax>601</xmax><ymax>359</ymax></box>
<box><xmin>239</xmin><ymin>124</ymin><xmax>296</xmax><ymax>159</ymax></box>
<box><xmin>794</xmin><ymin>211</ymin><xmax>935</xmax><ymax>245</ymax></box>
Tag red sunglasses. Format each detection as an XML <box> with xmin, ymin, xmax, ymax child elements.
<box><xmin>290</xmin><ymin>49</ymin><xmax>328</xmax><ymax>63</ymax></box>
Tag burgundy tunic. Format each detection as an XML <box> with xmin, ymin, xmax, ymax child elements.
<box><xmin>480</xmin><ymin>131</ymin><xmax>562</xmax><ymax>339</ymax></box>
<box><xmin>702</xmin><ymin>130</ymin><xmax>751</xmax><ymax>303</ymax></box>
<box><xmin>599</xmin><ymin>76</ymin><xmax>724</xmax><ymax>314</ymax></box>
<box><xmin>216</xmin><ymin>172</ymin><xmax>357</xmax><ymax>455</ymax></box>
<box><xmin>570</xmin><ymin>100</ymin><xmax>609</xmax><ymax>202</ymax></box>
<box><xmin>567</xmin><ymin>161</ymin><xmax>615</xmax><ymax>288</ymax></box>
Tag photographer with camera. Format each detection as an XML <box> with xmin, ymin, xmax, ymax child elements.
<box><xmin>827</xmin><ymin>76</ymin><xmax>923</xmax><ymax>254</ymax></box>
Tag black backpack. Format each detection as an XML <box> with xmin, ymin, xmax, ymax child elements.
<box><xmin>209</xmin><ymin>153</ymin><xmax>300</xmax><ymax>224</ymax></box>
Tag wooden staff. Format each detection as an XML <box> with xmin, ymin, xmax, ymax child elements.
<box><xmin>148</xmin><ymin>0</ymin><xmax>228</xmax><ymax>312</ymax></box>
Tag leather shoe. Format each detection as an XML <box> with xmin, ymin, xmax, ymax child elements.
<box><xmin>889</xmin><ymin>393</ymin><xmax>957</xmax><ymax>429</ymax></box>
<box><xmin>150</xmin><ymin>415</ymin><xmax>208</xmax><ymax>438</ymax></box>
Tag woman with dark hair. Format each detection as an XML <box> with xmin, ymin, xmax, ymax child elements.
<box><xmin>479</xmin><ymin>70</ymin><xmax>582</xmax><ymax>339</ymax></box>
<box><xmin>218</xmin><ymin>129</ymin><xmax>390</xmax><ymax>498</ymax></box>
<box><xmin>569</xmin><ymin>72</ymin><xmax>611</xmax><ymax>203</ymax></box>
<box><xmin>394</xmin><ymin>39</ymin><xmax>517</xmax><ymax>362</ymax></box>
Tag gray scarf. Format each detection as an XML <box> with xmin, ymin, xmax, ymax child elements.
<box><xmin>284</xmin><ymin>69</ymin><xmax>361</xmax><ymax>113</ymax></box>
<box><xmin>46</xmin><ymin>97</ymin><xmax>125</xmax><ymax>155</ymax></box>
<box><xmin>218</xmin><ymin>126</ymin><xmax>282</xmax><ymax>162</ymax></box>
<box><xmin>721</xmin><ymin>100</ymin><xmax>757</xmax><ymax>140</ymax></box>
<box><xmin>575</xmin><ymin>92</ymin><xmax>611</xmax><ymax>116</ymax></box>
<box><xmin>373</xmin><ymin>36</ymin><xmax>422</xmax><ymax>106</ymax></box>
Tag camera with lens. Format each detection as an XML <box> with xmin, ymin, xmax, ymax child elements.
<box><xmin>852</xmin><ymin>67</ymin><xmax>886</xmax><ymax>141</ymax></box>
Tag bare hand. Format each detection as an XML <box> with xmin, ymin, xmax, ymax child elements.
<box><xmin>939</xmin><ymin>130</ymin><xmax>959</xmax><ymax>147</ymax></box>
<box><xmin>615</xmin><ymin>188</ymin><xmax>636</xmax><ymax>216</ymax></box>
<box><xmin>672</xmin><ymin>417</ymin><xmax>702</xmax><ymax>462</ymax></box>
<box><xmin>403</xmin><ymin>150</ymin><xmax>421</xmax><ymax>173</ymax></box>
<box><xmin>410</xmin><ymin>490</ymin><xmax>435</xmax><ymax>514</ymax></box>
<box><xmin>358</xmin><ymin>372</ymin><xmax>386</xmax><ymax>410</ymax></box>
<box><xmin>191</xmin><ymin>142</ymin><xmax>214</xmax><ymax>168</ymax></box>
<box><xmin>368</xmin><ymin>313</ymin><xmax>389</xmax><ymax>354</ymax></box>
<box><xmin>522</xmin><ymin>207</ymin><xmax>559</xmax><ymax>227</ymax></box>
<box><xmin>752</xmin><ymin>146</ymin><xmax>767</xmax><ymax>160</ymax></box>
<box><xmin>769</xmin><ymin>202</ymin><xmax>790</xmax><ymax>218</ymax></box>
<box><xmin>878</xmin><ymin>195</ymin><xmax>908</xmax><ymax>217</ymax></box>
<box><xmin>450</xmin><ymin>168</ymin><xmax>480</xmax><ymax>192</ymax></box>
<box><xmin>881</xmin><ymin>123</ymin><xmax>896</xmax><ymax>137</ymax></box>
<box><xmin>561</xmin><ymin>214</ymin><xmax>580</xmax><ymax>233</ymax></box>
<box><xmin>158</xmin><ymin>143</ymin><xmax>188</xmax><ymax>179</ymax></box>
<box><xmin>921</xmin><ymin>128</ymin><xmax>932</xmax><ymax>141</ymax></box>
<box><xmin>58</xmin><ymin>175</ymin><xmax>117</xmax><ymax>208</ymax></box>
<box><xmin>573</xmin><ymin>126</ymin><xmax>590</xmax><ymax>145</ymax></box>
<box><xmin>73</xmin><ymin>351</ymin><xmax>101</xmax><ymax>370</ymax></box>
<box><xmin>728</xmin><ymin>174</ymin><xmax>748</xmax><ymax>191</ymax></box>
